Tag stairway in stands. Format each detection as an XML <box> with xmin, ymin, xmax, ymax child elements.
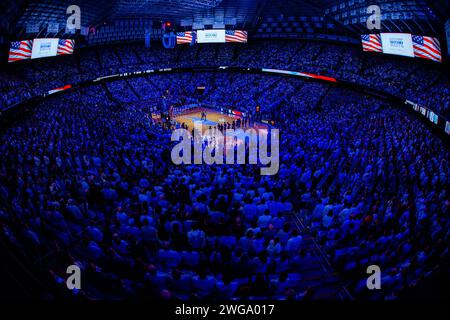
<box><xmin>0</xmin><ymin>233</ymin><xmax>48</xmax><ymax>299</ymax></box>
<box><xmin>290</xmin><ymin>212</ymin><xmax>352</xmax><ymax>300</ymax></box>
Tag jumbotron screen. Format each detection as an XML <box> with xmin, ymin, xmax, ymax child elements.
<box><xmin>177</xmin><ymin>30</ymin><xmax>248</xmax><ymax>44</ymax></box>
<box><xmin>8</xmin><ymin>38</ymin><xmax>75</xmax><ymax>63</ymax></box>
<box><xmin>361</xmin><ymin>33</ymin><xmax>442</xmax><ymax>62</ymax></box>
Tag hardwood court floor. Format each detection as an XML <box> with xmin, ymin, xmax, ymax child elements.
<box><xmin>173</xmin><ymin>109</ymin><xmax>241</xmax><ymax>132</ymax></box>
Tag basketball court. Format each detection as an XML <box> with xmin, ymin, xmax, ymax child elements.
<box><xmin>172</xmin><ymin>106</ymin><xmax>268</xmax><ymax>132</ymax></box>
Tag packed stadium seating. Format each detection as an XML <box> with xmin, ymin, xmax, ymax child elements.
<box><xmin>1</xmin><ymin>40</ymin><xmax>449</xmax><ymax>118</ymax></box>
<box><xmin>0</xmin><ymin>66</ymin><xmax>448</xmax><ymax>300</ymax></box>
<box><xmin>2</xmin><ymin>0</ymin><xmax>450</xmax><ymax>310</ymax></box>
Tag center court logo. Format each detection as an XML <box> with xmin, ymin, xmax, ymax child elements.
<box><xmin>171</xmin><ymin>121</ymin><xmax>280</xmax><ymax>175</ymax></box>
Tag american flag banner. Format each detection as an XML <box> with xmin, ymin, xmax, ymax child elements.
<box><xmin>225</xmin><ymin>30</ymin><xmax>248</xmax><ymax>43</ymax></box>
<box><xmin>8</xmin><ymin>40</ymin><xmax>33</xmax><ymax>62</ymax></box>
<box><xmin>361</xmin><ymin>34</ymin><xmax>382</xmax><ymax>52</ymax></box>
<box><xmin>57</xmin><ymin>39</ymin><xmax>75</xmax><ymax>55</ymax></box>
<box><xmin>412</xmin><ymin>35</ymin><xmax>442</xmax><ymax>62</ymax></box>
<box><xmin>177</xmin><ymin>32</ymin><xmax>195</xmax><ymax>44</ymax></box>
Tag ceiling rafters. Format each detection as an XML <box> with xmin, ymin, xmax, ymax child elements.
<box><xmin>291</xmin><ymin>0</ymin><xmax>360</xmax><ymax>37</ymax></box>
<box><xmin>250</xmin><ymin>0</ymin><xmax>270</xmax><ymax>32</ymax></box>
<box><xmin>2</xmin><ymin>0</ymin><xmax>446</xmax><ymax>44</ymax></box>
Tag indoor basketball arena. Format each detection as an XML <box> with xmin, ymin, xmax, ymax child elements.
<box><xmin>0</xmin><ymin>0</ymin><xmax>449</xmax><ymax>312</ymax></box>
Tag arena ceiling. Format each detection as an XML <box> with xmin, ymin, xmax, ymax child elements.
<box><xmin>0</xmin><ymin>0</ymin><xmax>448</xmax><ymax>43</ymax></box>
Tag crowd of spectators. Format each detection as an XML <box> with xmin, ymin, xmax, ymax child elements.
<box><xmin>0</xmin><ymin>71</ymin><xmax>448</xmax><ymax>300</ymax></box>
<box><xmin>1</xmin><ymin>40</ymin><xmax>448</xmax><ymax>117</ymax></box>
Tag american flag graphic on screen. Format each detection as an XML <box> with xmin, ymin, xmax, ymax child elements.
<box><xmin>412</xmin><ymin>35</ymin><xmax>442</xmax><ymax>62</ymax></box>
<box><xmin>177</xmin><ymin>32</ymin><xmax>194</xmax><ymax>44</ymax></box>
<box><xmin>225</xmin><ymin>30</ymin><xmax>248</xmax><ymax>43</ymax></box>
<box><xmin>361</xmin><ymin>34</ymin><xmax>382</xmax><ymax>52</ymax></box>
<box><xmin>8</xmin><ymin>40</ymin><xmax>33</xmax><ymax>62</ymax></box>
<box><xmin>57</xmin><ymin>39</ymin><xmax>75</xmax><ymax>55</ymax></box>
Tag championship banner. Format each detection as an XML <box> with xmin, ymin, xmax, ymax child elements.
<box><xmin>47</xmin><ymin>22</ymin><xmax>59</xmax><ymax>33</ymax></box>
